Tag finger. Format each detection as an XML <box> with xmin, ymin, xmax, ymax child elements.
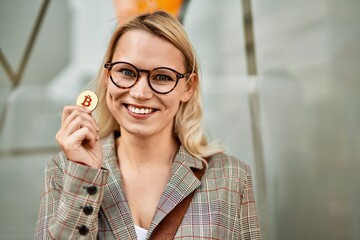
<box><xmin>57</xmin><ymin>107</ymin><xmax>99</xmax><ymax>149</ymax></box>
<box><xmin>66</xmin><ymin>108</ymin><xmax>98</xmax><ymax>131</ymax></box>
<box><xmin>68</xmin><ymin>128</ymin><xmax>102</xmax><ymax>167</ymax></box>
<box><xmin>61</xmin><ymin>107</ymin><xmax>99</xmax><ymax>133</ymax></box>
<box><xmin>61</xmin><ymin>105</ymin><xmax>92</xmax><ymax>125</ymax></box>
<box><xmin>79</xmin><ymin>127</ymin><xmax>97</xmax><ymax>147</ymax></box>
<box><xmin>63</xmin><ymin>115</ymin><xmax>99</xmax><ymax>140</ymax></box>
<box><xmin>62</xmin><ymin>126</ymin><xmax>97</xmax><ymax>150</ymax></box>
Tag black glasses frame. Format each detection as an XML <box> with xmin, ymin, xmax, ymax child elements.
<box><xmin>104</xmin><ymin>61</ymin><xmax>189</xmax><ymax>94</ymax></box>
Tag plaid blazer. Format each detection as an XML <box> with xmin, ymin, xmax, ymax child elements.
<box><xmin>35</xmin><ymin>134</ymin><xmax>261</xmax><ymax>239</ymax></box>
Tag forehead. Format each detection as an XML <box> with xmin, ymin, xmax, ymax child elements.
<box><xmin>112</xmin><ymin>30</ymin><xmax>185</xmax><ymax>70</ymax></box>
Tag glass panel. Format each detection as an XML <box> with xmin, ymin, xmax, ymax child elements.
<box><xmin>253</xmin><ymin>0</ymin><xmax>360</xmax><ymax>239</ymax></box>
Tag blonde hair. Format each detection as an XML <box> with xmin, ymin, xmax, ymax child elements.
<box><xmin>95</xmin><ymin>11</ymin><xmax>223</xmax><ymax>159</ymax></box>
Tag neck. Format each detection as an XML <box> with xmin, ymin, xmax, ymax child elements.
<box><xmin>116</xmin><ymin>131</ymin><xmax>179</xmax><ymax>170</ymax></box>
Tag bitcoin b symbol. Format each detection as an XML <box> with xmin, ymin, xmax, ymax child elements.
<box><xmin>81</xmin><ymin>95</ymin><xmax>92</xmax><ymax>107</ymax></box>
<box><xmin>76</xmin><ymin>90</ymin><xmax>98</xmax><ymax>111</ymax></box>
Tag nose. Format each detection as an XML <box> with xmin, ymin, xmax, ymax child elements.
<box><xmin>129</xmin><ymin>73</ymin><xmax>153</xmax><ymax>99</ymax></box>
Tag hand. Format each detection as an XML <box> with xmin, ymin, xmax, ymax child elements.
<box><xmin>56</xmin><ymin>106</ymin><xmax>103</xmax><ymax>169</ymax></box>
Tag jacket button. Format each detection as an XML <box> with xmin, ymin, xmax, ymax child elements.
<box><xmin>83</xmin><ymin>205</ymin><xmax>93</xmax><ymax>215</ymax></box>
<box><xmin>78</xmin><ymin>225</ymin><xmax>89</xmax><ymax>235</ymax></box>
<box><xmin>86</xmin><ymin>186</ymin><xmax>97</xmax><ymax>195</ymax></box>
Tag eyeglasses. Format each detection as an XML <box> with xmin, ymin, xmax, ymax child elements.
<box><xmin>104</xmin><ymin>61</ymin><xmax>190</xmax><ymax>94</ymax></box>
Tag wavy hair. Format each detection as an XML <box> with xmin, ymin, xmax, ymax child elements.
<box><xmin>94</xmin><ymin>11</ymin><xmax>223</xmax><ymax>159</ymax></box>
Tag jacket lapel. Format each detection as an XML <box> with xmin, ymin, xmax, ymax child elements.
<box><xmin>98</xmin><ymin>135</ymin><xmax>205</xmax><ymax>239</ymax></box>
<box><xmin>147</xmin><ymin>146</ymin><xmax>205</xmax><ymax>235</ymax></box>
<box><xmin>99</xmin><ymin>135</ymin><xmax>137</xmax><ymax>239</ymax></box>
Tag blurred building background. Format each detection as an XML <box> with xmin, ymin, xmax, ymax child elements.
<box><xmin>0</xmin><ymin>0</ymin><xmax>359</xmax><ymax>239</ymax></box>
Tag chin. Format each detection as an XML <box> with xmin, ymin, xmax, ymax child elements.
<box><xmin>121</xmin><ymin>126</ymin><xmax>154</xmax><ymax>138</ymax></box>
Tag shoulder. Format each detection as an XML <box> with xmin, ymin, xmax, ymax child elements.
<box><xmin>205</xmin><ymin>152</ymin><xmax>251</xmax><ymax>186</ymax></box>
<box><xmin>208</xmin><ymin>152</ymin><xmax>250</xmax><ymax>173</ymax></box>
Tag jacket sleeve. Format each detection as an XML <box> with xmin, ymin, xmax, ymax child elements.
<box><xmin>34</xmin><ymin>153</ymin><xmax>109</xmax><ymax>239</ymax></box>
<box><xmin>239</xmin><ymin>165</ymin><xmax>262</xmax><ymax>240</ymax></box>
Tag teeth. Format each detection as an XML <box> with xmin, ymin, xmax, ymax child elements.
<box><xmin>128</xmin><ymin>105</ymin><xmax>154</xmax><ymax>114</ymax></box>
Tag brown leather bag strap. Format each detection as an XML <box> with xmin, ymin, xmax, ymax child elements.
<box><xmin>150</xmin><ymin>161</ymin><xmax>207</xmax><ymax>240</ymax></box>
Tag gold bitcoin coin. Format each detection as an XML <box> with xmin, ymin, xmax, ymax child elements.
<box><xmin>76</xmin><ymin>90</ymin><xmax>98</xmax><ymax>111</ymax></box>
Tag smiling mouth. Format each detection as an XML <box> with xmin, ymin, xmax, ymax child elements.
<box><xmin>125</xmin><ymin>104</ymin><xmax>157</xmax><ymax>115</ymax></box>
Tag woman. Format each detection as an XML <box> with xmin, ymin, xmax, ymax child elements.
<box><xmin>35</xmin><ymin>11</ymin><xmax>261</xmax><ymax>240</ymax></box>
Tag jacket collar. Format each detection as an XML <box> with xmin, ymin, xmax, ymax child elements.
<box><xmin>148</xmin><ymin>145</ymin><xmax>205</xmax><ymax>235</ymax></box>
<box><xmin>99</xmin><ymin>133</ymin><xmax>205</xmax><ymax>238</ymax></box>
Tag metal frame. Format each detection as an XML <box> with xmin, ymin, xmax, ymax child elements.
<box><xmin>241</xmin><ymin>0</ymin><xmax>269</xmax><ymax>237</ymax></box>
<box><xmin>0</xmin><ymin>0</ymin><xmax>51</xmax><ymax>138</ymax></box>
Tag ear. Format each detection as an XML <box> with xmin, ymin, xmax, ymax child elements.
<box><xmin>104</xmin><ymin>70</ymin><xmax>110</xmax><ymax>87</ymax></box>
<box><xmin>180</xmin><ymin>73</ymin><xmax>197</xmax><ymax>102</ymax></box>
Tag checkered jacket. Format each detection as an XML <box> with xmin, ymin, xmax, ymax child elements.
<box><xmin>35</xmin><ymin>134</ymin><xmax>261</xmax><ymax>239</ymax></box>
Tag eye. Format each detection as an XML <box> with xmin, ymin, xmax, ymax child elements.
<box><xmin>153</xmin><ymin>74</ymin><xmax>175</xmax><ymax>82</ymax></box>
<box><xmin>119</xmin><ymin>68</ymin><xmax>136</xmax><ymax>77</ymax></box>
<box><xmin>151</xmin><ymin>74</ymin><xmax>175</xmax><ymax>83</ymax></box>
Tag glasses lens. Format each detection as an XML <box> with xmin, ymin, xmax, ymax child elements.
<box><xmin>111</xmin><ymin>63</ymin><xmax>138</xmax><ymax>88</ymax></box>
<box><xmin>150</xmin><ymin>68</ymin><xmax>177</xmax><ymax>93</ymax></box>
